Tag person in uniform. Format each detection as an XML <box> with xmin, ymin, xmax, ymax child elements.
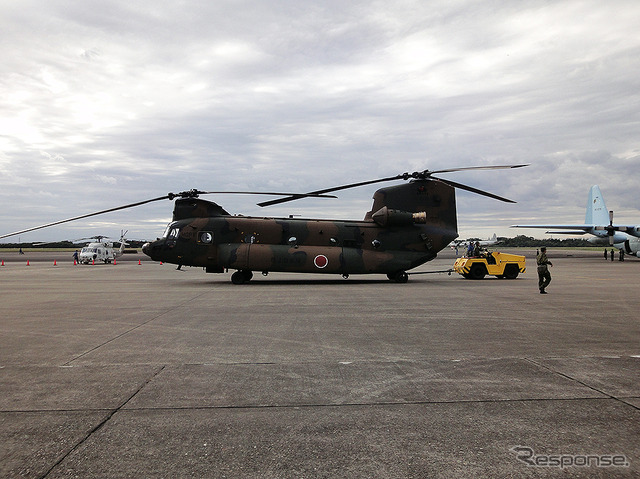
<box><xmin>466</xmin><ymin>242</ymin><xmax>474</xmax><ymax>258</ymax></box>
<box><xmin>536</xmin><ymin>246</ymin><xmax>553</xmax><ymax>294</ymax></box>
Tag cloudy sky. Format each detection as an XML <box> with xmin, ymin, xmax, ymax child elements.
<box><xmin>1</xmin><ymin>0</ymin><xmax>639</xmax><ymax>243</ymax></box>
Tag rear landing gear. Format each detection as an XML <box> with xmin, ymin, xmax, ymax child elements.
<box><xmin>388</xmin><ymin>271</ymin><xmax>409</xmax><ymax>283</ymax></box>
<box><xmin>231</xmin><ymin>270</ymin><xmax>253</xmax><ymax>284</ymax></box>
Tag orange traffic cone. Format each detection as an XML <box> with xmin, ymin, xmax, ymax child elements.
<box><xmin>138</xmin><ymin>259</ymin><xmax>142</xmax><ymax>265</ymax></box>
<box><xmin>1</xmin><ymin>259</ymin><xmax>4</xmax><ymax>266</ymax></box>
<box><xmin>26</xmin><ymin>260</ymin><xmax>30</xmax><ymax>266</ymax></box>
<box><xmin>92</xmin><ymin>259</ymin><xmax>95</xmax><ymax>265</ymax></box>
<box><xmin>73</xmin><ymin>260</ymin><xmax>77</xmax><ymax>265</ymax></box>
<box><xmin>114</xmin><ymin>258</ymin><xmax>117</xmax><ymax>265</ymax></box>
<box><xmin>53</xmin><ymin>260</ymin><xmax>57</xmax><ymax>266</ymax></box>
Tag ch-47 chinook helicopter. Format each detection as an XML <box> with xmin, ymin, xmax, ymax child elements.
<box><xmin>0</xmin><ymin>165</ymin><xmax>527</xmax><ymax>283</ymax></box>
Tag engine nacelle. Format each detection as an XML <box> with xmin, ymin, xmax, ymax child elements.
<box><xmin>371</xmin><ymin>206</ymin><xmax>427</xmax><ymax>227</ymax></box>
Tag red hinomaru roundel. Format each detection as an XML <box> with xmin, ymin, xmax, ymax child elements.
<box><xmin>314</xmin><ymin>254</ymin><xmax>329</xmax><ymax>269</ymax></box>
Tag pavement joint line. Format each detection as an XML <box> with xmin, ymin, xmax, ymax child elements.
<box><xmin>62</xmin><ymin>291</ymin><xmax>212</xmax><ymax>366</ymax></box>
<box><xmin>1</xmin><ymin>395</ymin><xmax>617</xmax><ymax>415</ymax></box>
<box><xmin>38</xmin><ymin>365</ymin><xmax>166</xmax><ymax>479</ymax></box>
<box><xmin>150</xmin><ymin>355</ymin><xmax>640</xmax><ymax>367</ymax></box>
<box><xmin>117</xmin><ymin>396</ymin><xmax>621</xmax><ymax>411</ymax></box>
<box><xmin>524</xmin><ymin>357</ymin><xmax>640</xmax><ymax>411</ymax></box>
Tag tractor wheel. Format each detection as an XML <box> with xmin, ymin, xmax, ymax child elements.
<box><xmin>469</xmin><ymin>264</ymin><xmax>486</xmax><ymax>280</ymax></box>
<box><xmin>503</xmin><ymin>264</ymin><xmax>519</xmax><ymax>279</ymax></box>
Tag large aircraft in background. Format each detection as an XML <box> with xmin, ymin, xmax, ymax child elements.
<box><xmin>512</xmin><ymin>185</ymin><xmax>640</xmax><ymax>257</ymax></box>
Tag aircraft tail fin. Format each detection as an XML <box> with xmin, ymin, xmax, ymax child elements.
<box><xmin>118</xmin><ymin>230</ymin><xmax>128</xmax><ymax>254</ymax></box>
<box><xmin>585</xmin><ymin>185</ymin><xmax>609</xmax><ymax>226</ymax></box>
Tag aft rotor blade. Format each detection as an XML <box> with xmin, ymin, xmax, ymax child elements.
<box><xmin>201</xmin><ymin>191</ymin><xmax>336</xmax><ymax>198</ymax></box>
<box><xmin>425</xmin><ymin>164</ymin><xmax>529</xmax><ymax>176</ymax></box>
<box><xmin>257</xmin><ymin>164</ymin><xmax>529</xmax><ymax>207</ymax></box>
<box><xmin>0</xmin><ymin>195</ymin><xmax>170</xmax><ymax>240</ymax></box>
<box><xmin>257</xmin><ymin>174</ymin><xmax>406</xmax><ymax>207</ymax></box>
<box><xmin>433</xmin><ymin>177</ymin><xmax>517</xmax><ymax>203</ymax></box>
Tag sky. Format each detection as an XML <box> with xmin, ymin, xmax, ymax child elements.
<box><xmin>1</xmin><ymin>0</ymin><xmax>639</xmax><ymax>243</ymax></box>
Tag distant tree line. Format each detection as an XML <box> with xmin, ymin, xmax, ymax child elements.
<box><xmin>494</xmin><ymin>235</ymin><xmax>593</xmax><ymax>247</ymax></box>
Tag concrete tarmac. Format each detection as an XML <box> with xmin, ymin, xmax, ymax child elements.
<box><xmin>1</xmin><ymin>249</ymin><xmax>638</xmax><ymax>478</ymax></box>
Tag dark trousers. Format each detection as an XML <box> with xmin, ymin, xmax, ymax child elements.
<box><xmin>537</xmin><ymin>267</ymin><xmax>551</xmax><ymax>291</ymax></box>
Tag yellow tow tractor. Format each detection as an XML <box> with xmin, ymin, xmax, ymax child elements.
<box><xmin>453</xmin><ymin>251</ymin><xmax>526</xmax><ymax>280</ymax></box>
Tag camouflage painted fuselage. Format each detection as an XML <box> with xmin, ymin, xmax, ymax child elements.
<box><xmin>142</xmin><ymin>179</ymin><xmax>458</xmax><ymax>278</ymax></box>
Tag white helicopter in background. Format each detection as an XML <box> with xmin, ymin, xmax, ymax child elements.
<box><xmin>77</xmin><ymin>231</ymin><xmax>128</xmax><ymax>264</ymax></box>
<box><xmin>449</xmin><ymin>233</ymin><xmax>500</xmax><ymax>251</ymax></box>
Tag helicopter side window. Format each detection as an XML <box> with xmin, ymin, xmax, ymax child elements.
<box><xmin>199</xmin><ymin>232</ymin><xmax>214</xmax><ymax>244</ymax></box>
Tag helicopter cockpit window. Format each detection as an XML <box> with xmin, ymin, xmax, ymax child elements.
<box><xmin>163</xmin><ymin>224</ymin><xmax>181</xmax><ymax>239</ymax></box>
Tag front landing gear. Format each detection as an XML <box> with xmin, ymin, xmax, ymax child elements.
<box><xmin>387</xmin><ymin>271</ymin><xmax>409</xmax><ymax>283</ymax></box>
<box><xmin>231</xmin><ymin>270</ymin><xmax>253</xmax><ymax>284</ymax></box>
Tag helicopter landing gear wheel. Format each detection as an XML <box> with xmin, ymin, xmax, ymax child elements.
<box><xmin>389</xmin><ymin>271</ymin><xmax>409</xmax><ymax>283</ymax></box>
<box><xmin>231</xmin><ymin>270</ymin><xmax>253</xmax><ymax>285</ymax></box>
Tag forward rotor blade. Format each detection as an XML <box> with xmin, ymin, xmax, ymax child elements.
<box><xmin>433</xmin><ymin>177</ymin><xmax>517</xmax><ymax>203</ymax></box>
<box><xmin>0</xmin><ymin>195</ymin><xmax>170</xmax><ymax>240</ymax></box>
<box><xmin>0</xmin><ymin>190</ymin><xmax>338</xmax><ymax>240</ymax></box>
<box><xmin>257</xmin><ymin>175</ymin><xmax>406</xmax><ymax>207</ymax></box>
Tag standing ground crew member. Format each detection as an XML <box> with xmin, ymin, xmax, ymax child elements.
<box><xmin>536</xmin><ymin>246</ymin><xmax>553</xmax><ymax>294</ymax></box>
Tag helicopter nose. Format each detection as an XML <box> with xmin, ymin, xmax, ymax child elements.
<box><xmin>142</xmin><ymin>242</ymin><xmax>151</xmax><ymax>256</ymax></box>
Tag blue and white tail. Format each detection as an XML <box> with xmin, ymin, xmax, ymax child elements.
<box><xmin>585</xmin><ymin>185</ymin><xmax>609</xmax><ymax>226</ymax></box>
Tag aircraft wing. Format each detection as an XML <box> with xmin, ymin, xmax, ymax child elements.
<box><xmin>511</xmin><ymin>224</ymin><xmax>594</xmax><ymax>231</ymax></box>
<box><xmin>545</xmin><ymin>230</ymin><xmax>589</xmax><ymax>235</ymax></box>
